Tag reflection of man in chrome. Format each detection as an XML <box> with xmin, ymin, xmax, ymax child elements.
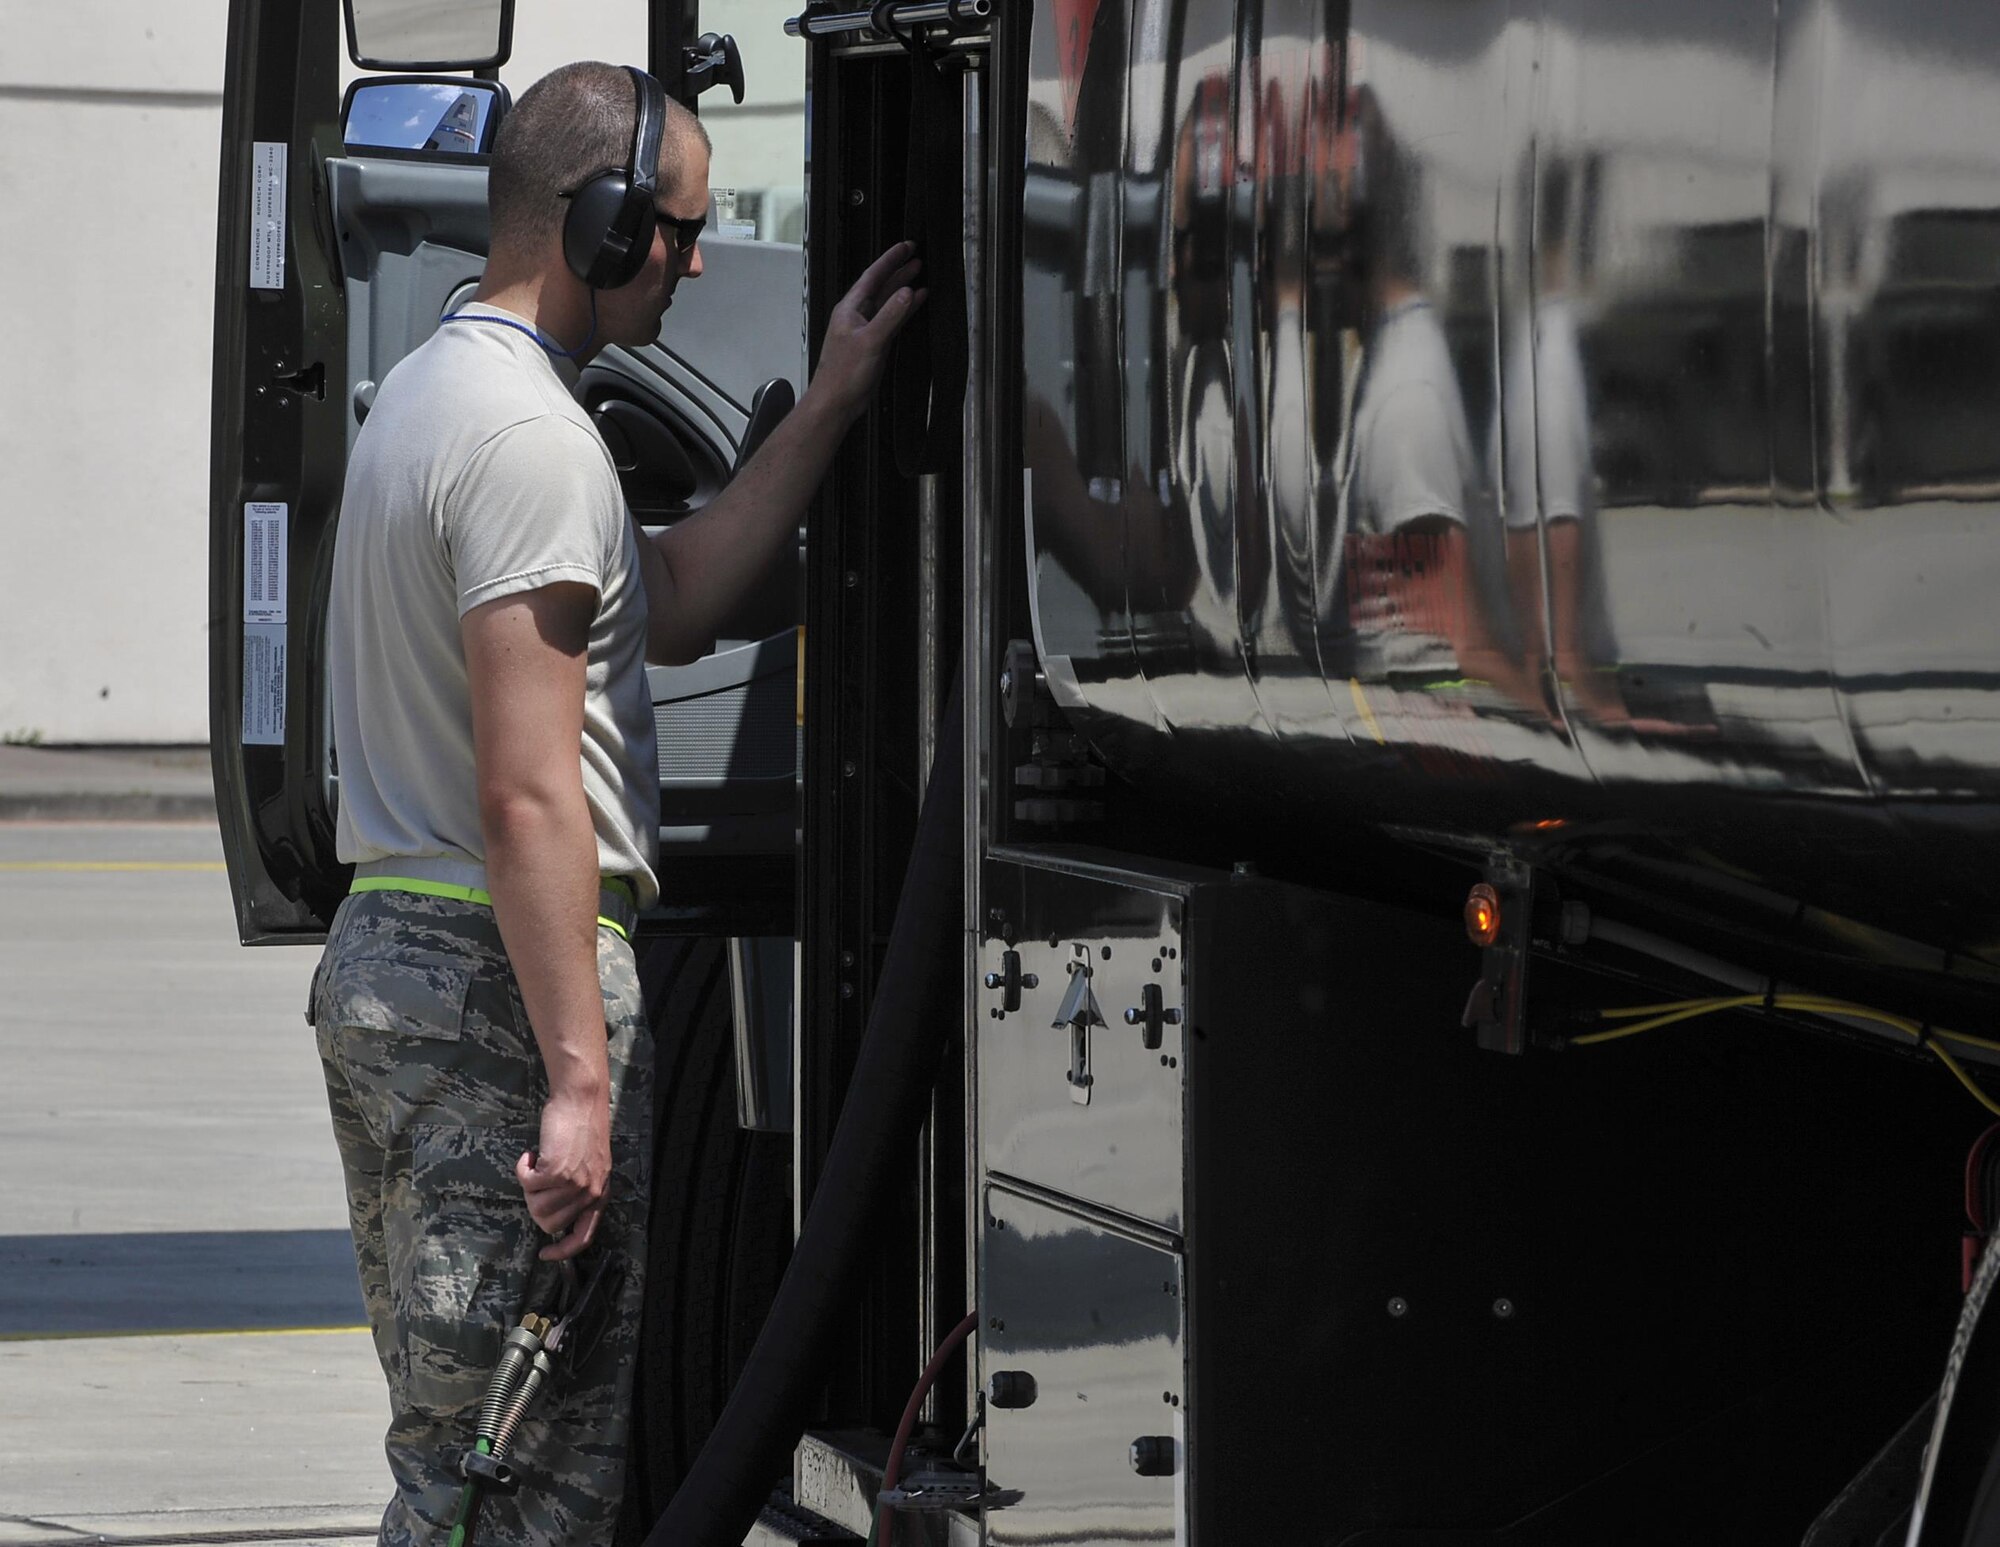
<box><xmin>1333</xmin><ymin>89</ymin><xmax>1540</xmax><ymax>711</ymax></box>
<box><xmin>1497</xmin><ymin>159</ymin><xmax>1629</xmax><ymax>726</ymax></box>
<box><xmin>1166</xmin><ymin>67</ymin><xmax>1239</xmax><ymax>640</ymax></box>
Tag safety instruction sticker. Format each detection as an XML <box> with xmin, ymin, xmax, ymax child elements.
<box><xmin>243</xmin><ymin>502</ymin><xmax>287</xmax><ymax>623</ymax></box>
<box><xmin>250</xmin><ymin>142</ymin><xmax>286</xmax><ymax>290</ymax></box>
<box><xmin>242</xmin><ymin>623</ymin><xmax>287</xmax><ymax>746</ymax></box>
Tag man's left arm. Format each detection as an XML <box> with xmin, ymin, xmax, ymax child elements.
<box><xmin>635</xmin><ymin>241</ymin><xmax>925</xmax><ymax>663</ymax></box>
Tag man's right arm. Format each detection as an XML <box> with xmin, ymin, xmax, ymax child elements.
<box><xmin>633</xmin><ymin>241</ymin><xmax>925</xmax><ymax>664</ymax></box>
<box><xmin>463</xmin><ymin>580</ymin><xmax>613</xmax><ymax>1263</ymax></box>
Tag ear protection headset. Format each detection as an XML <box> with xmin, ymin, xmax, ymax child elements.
<box><xmin>561</xmin><ymin>65</ymin><xmax>666</xmax><ymax>290</ymax></box>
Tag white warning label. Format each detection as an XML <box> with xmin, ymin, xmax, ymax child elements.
<box><xmin>242</xmin><ymin>623</ymin><xmax>287</xmax><ymax>746</ymax></box>
<box><xmin>250</xmin><ymin>142</ymin><xmax>286</xmax><ymax>290</ymax></box>
<box><xmin>243</xmin><ymin>502</ymin><xmax>287</xmax><ymax>623</ymax></box>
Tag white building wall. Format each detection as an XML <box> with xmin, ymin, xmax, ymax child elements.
<box><xmin>1</xmin><ymin>2</ymin><xmax>230</xmax><ymax>745</ymax></box>
<box><xmin>0</xmin><ymin>0</ymin><xmax>805</xmax><ymax>745</ymax></box>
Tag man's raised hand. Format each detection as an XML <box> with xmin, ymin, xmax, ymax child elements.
<box><xmin>811</xmin><ymin>240</ymin><xmax>927</xmax><ymax>423</ymax></box>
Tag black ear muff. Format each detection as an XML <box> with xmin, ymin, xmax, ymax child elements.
<box><xmin>562</xmin><ymin>65</ymin><xmax>666</xmax><ymax>290</ymax></box>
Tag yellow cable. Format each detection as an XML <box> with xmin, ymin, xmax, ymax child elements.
<box><xmin>1598</xmin><ymin>995</ymin><xmax>1755</xmax><ymax>1020</ymax></box>
<box><xmin>1573</xmin><ymin>990</ymin><xmax>2000</xmax><ymax>1116</ymax></box>
<box><xmin>1571</xmin><ymin>999</ymin><xmax>1754</xmax><ymax>1045</ymax></box>
<box><xmin>1930</xmin><ymin>1039</ymin><xmax>2000</xmax><ymax>1120</ymax></box>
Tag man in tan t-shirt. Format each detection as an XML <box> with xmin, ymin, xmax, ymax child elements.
<box><xmin>312</xmin><ymin>61</ymin><xmax>922</xmax><ymax>1546</ymax></box>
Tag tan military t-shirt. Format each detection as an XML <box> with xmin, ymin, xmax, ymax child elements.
<box><xmin>328</xmin><ymin>302</ymin><xmax>661</xmax><ymax>907</ymax></box>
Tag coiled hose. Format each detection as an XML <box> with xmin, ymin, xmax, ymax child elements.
<box><xmin>645</xmin><ymin>676</ymin><xmax>965</xmax><ymax>1546</ymax></box>
<box><xmin>449</xmin><ymin>1318</ymin><xmax>556</xmax><ymax>1547</ymax></box>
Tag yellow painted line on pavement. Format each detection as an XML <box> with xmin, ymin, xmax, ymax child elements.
<box><xmin>0</xmin><ymin>1323</ymin><xmax>369</xmax><ymax>1344</ymax></box>
<box><xmin>0</xmin><ymin>861</ymin><xmax>226</xmax><ymax>872</ymax></box>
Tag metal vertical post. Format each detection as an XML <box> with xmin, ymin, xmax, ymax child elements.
<box><xmin>958</xmin><ymin>55</ymin><xmax>988</xmax><ymax>1437</ymax></box>
<box><xmin>916</xmin><ymin>466</ymin><xmax>941</xmax><ymax>1419</ymax></box>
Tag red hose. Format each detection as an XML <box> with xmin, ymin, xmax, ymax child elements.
<box><xmin>875</xmin><ymin>1309</ymin><xmax>980</xmax><ymax>1547</ymax></box>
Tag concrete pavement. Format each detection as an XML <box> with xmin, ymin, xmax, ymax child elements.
<box><xmin>0</xmin><ymin>747</ymin><xmax>214</xmax><ymax>823</ymax></box>
<box><xmin>0</xmin><ymin>820</ymin><xmax>384</xmax><ymax>1544</ymax></box>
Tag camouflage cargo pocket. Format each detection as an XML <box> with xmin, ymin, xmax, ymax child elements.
<box><xmin>324</xmin><ymin>954</ymin><xmax>476</xmax><ymax>1042</ymax></box>
<box><xmin>317</xmin><ymin>955</ymin><xmax>481</xmax><ymax>1147</ymax></box>
<box><xmin>390</xmin><ymin>1122</ymin><xmax>537</xmax><ymax>1419</ymax></box>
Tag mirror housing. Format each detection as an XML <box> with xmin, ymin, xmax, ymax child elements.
<box><xmin>341</xmin><ymin>76</ymin><xmax>509</xmax><ymax>156</ymax></box>
<box><xmin>344</xmin><ymin>0</ymin><xmax>513</xmax><ymax>72</ymax></box>
<box><xmin>734</xmin><ymin>378</ymin><xmax>797</xmax><ymax>475</ymax></box>
<box><xmin>684</xmin><ymin>33</ymin><xmax>746</xmax><ymax>106</ymax></box>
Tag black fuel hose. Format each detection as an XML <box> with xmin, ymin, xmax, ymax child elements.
<box><xmin>645</xmin><ymin>675</ymin><xmax>965</xmax><ymax>1547</ymax></box>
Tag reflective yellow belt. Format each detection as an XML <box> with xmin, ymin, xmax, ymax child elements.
<box><xmin>348</xmin><ymin>874</ymin><xmax>638</xmax><ymax>941</ymax></box>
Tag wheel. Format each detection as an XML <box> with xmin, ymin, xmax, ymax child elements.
<box><xmin>618</xmin><ymin>936</ymin><xmax>794</xmax><ymax>1538</ymax></box>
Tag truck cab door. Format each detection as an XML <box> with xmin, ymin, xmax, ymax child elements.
<box><xmin>210</xmin><ymin>0</ymin><xmax>806</xmax><ymax>944</ymax></box>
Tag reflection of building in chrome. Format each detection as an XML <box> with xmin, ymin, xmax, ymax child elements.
<box><xmin>982</xmin><ymin>1193</ymin><xmax>1182</xmax><ymax>1546</ymax></box>
<box><xmin>1019</xmin><ymin>0</ymin><xmax>2000</xmax><ymax>941</ymax></box>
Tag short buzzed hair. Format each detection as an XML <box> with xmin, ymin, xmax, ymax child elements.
<box><xmin>487</xmin><ymin>61</ymin><xmax>711</xmax><ymax>256</ymax></box>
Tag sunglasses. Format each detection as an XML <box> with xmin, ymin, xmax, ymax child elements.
<box><xmin>654</xmin><ymin>208</ymin><xmax>706</xmax><ymax>254</ymax></box>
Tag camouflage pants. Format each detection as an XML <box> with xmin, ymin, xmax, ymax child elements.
<box><xmin>312</xmin><ymin>890</ymin><xmax>653</xmax><ymax>1547</ymax></box>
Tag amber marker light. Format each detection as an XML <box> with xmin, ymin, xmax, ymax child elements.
<box><xmin>1465</xmin><ymin>883</ymin><xmax>1503</xmax><ymax>947</ymax></box>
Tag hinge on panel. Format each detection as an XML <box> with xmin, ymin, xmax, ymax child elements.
<box><xmin>272</xmin><ymin>361</ymin><xmax>325</xmax><ymax>401</ymax></box>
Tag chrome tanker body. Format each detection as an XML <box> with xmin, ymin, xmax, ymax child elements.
<box><xmin>1021</xmin><ymin>0</ymin><xmax>2000</xmax><ymax>980</ymax></box>
<box><xmin>759</xmin><ymin>1</ymin><xmax>2000</xmax><ymax>1544</ymax></box>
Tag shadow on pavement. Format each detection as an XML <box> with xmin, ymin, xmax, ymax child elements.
<box><xmin>0</xmin><ymin>1229</ymin><xmax>365</xmax><ymax>1337</ymax></box>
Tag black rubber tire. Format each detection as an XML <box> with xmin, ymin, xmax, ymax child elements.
<box><xmin>617</xmin><ymin>936</ymin><xmax>793</xmax><ymax>1540</ymax></box>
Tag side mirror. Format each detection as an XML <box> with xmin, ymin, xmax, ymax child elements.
<box><xmin>345</xmin><ymin>0</ymin><xmax>514</xmax><ymax>71</ymax></box>
<box><xmin>734</xmin><ymin>378</ymin><xmax>797</xmax><ymax>474</ymax></box>
<box><xmin>342</xmin><ymin>77</ymin><xmax>508</xmax><ymax>156</ymax></box>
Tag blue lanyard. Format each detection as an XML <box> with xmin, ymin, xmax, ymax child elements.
<box><xmin>438</xmin><ymin>296</ymin><xmax>596</xmax><ymax>359</ymax></box>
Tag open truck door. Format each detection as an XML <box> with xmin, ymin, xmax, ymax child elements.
<box><xmin>209</xmin><ymin>0</ymin><xmax>805</xmax><ymax>946</ymax></box>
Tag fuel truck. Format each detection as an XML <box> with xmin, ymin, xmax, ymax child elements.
<box><xmin>210</xmin><ymin>0</ymin><xmax>2000</xmax><ymax>1541</ymax></box>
